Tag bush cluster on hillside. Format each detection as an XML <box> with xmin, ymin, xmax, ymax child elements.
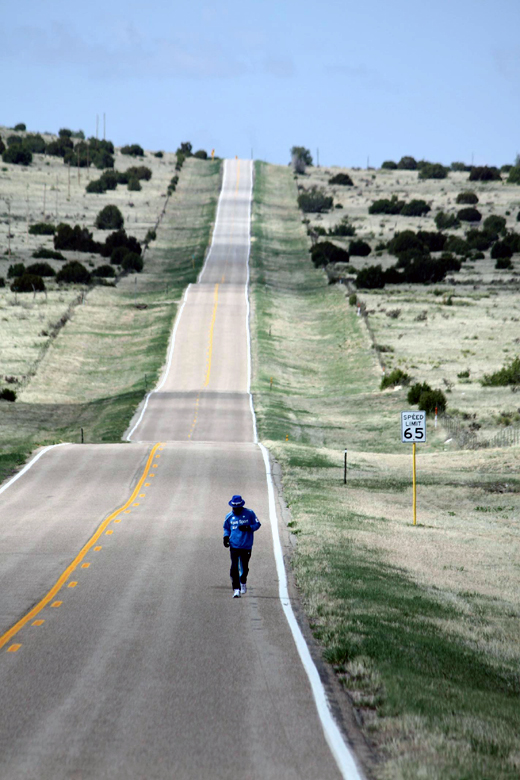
<box><xmin>328</xmin><ymin>173</ymin><xmax>353</xmax><ymax>186</ymax></box>
<box><xmin>298</xmin><ymin>187</ymin><xmax>333</xmax><ymax>213</ymax></box>
<box><xmin>168</xmin><ymin>175</ymin><xmax>179</xmax><ymax>195</ymax></box>
<box><xmin>418</xmin><ymin>163</ymin><xmax>448</xmax><ymax>180</ymax></box>
<box><xmin>407</xmin><ymin>382</ymin><xmax>447</xmax><ymax>414</ymax></box>
<box><xmin>328</xmin><ymin>218</ymin><xmax>356</xmax><ymax>236</ymax></box>
<box><xmin>32</xmin><ymin>248</ymin><xmax>65</xmax><ymax>260</ymax></box>
<box><xmin>310</xmin><ymin>241</ymin><xmax>349</xmax><ymax>267</ymax></box>
<box><xmin>29</xmin><ymin>222</ymin><xmax>55</xmax><ymax>235</ymax></box>
<box><xmin>121</xmin><ymin>144</ymin><xmax>144</xmax><ymax>157</ymax></box>
<box><xmin>469</xmin><ymin>166</ymin><xmax>501</xmax><ymax>182</ymax></box>
<box><xmin>380</xmin><ymin>369</ymin><xmax>410</xmax><ymax>390</ymax></box>
<box><xmin>456</xmin><ymin>191</ymin><xmax>479</xmax><ymax>205</ymax></box>
<box><xmin>435</xmin><ymin>212</ymin><xmax>459</xmax><ymax>230</ymax></box>
<box><xmin>457</xmin><ymin>207</ymin><xmax>482</xmax><ymax>223</ymax></box>
<box><xmin>86</xmin><ymin>166</ymin><xmax>152</xmax><ymax>194</ymax></box>
<box><xmin>507</xmin><ymin>166</ymin><xmax>520</xmax><ymax>185</ymax></box>
<box><xmin>56</xmin><ymin>261</ymin><xmax>90</xmax><ymax>284</ymax></box>
<box><xmin>481</xmin><ymin>357</ymin><xmax>520</xmax><ymax>387</ymax></box>
<box><xmin>369</xmin><ymin>196</ymin><xmax>430</xmax><ymax>217</ymax></box>
<box><xmin>11</xmin><ymin>274</ymin><xmax>46</xmax><ymax>293</ymax></box>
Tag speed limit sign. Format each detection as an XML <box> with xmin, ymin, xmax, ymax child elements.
<box><xmin>401</xmin><ymin>411</ymin><xmax>426</xmax><ymax>443</ymax></box>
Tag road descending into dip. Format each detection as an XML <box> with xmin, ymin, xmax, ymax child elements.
<box><xmin>0</xmin><ymin>160</ymin><xmax>361</xmax><ymax>780</ymax></box>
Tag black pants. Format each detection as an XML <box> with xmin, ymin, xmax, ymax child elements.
<box><xmin>229</xmin><ymin>548</ymin><xmax>252</xmax><ymax>590</ymax></box>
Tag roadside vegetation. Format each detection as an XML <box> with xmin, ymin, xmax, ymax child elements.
<box><xmin>250</xmin><ymin>161</ymin><xmax>520</xmax><ymax>780</ymax></box>
<box><xmin>0</xmin><ymin>127</ymin><xmax>220</xmax><ymax>482</ymax></box>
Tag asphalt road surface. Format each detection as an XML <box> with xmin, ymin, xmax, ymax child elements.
<box><xmin>0</xmin><ymin>160</ymin><xmax>354</xmax><ymax>779</ymax></box>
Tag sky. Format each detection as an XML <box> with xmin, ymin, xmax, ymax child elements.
<box><xmin>2</xmin><ymin>0</ymin><xmax>519</xmax><ymax>167</ymax></box>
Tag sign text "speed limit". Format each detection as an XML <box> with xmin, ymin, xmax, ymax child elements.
<box><xmin>401</xmin><ymin>411</ymin><xmax>426</xmax><ymax>443</ymax></box>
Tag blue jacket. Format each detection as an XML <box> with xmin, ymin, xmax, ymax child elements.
<box><xmin>223</xmin><ymin>508</ymin><xmax>261</xmax><ymax>550</ymax></box>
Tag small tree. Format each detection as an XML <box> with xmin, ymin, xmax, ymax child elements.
<box><xmin>291</xmin><ymin>146</ymin><xmax>313</xmax><ymax>173</ymax></box>
<box><xmin>418</xmin><ymin>163</ymin><xmax>448</xmax><ymax>180</ymax></box>
<box><xmin>56</xmin><ymin>261</ymin><xmax>91</xmax><ymax>284</ymax></box>
<box><xmin>121</xmin><ymin>144</ymin><xmax>144</xmax><ymax>157</ymax></box>
<box><xmin>400</xmin><ymin>199</ymin><xmax>431</xmax><ymax>217</ymax></box>
<box><xmin>456</xmin><ymin>191</ymin><xmax>478</xmax><ymax>204</ymax></box>
<box><xmin>356</xmin><ymin>265</ymin><xmax>385</xmax><ymax>289</ymax></box>
<box><xmin>381</xmin><ymin>160</ymin><xmax>397</xmax><ymax>169</ymax></box>
<box><xmin>328</xmin><ymin>173</ymin><xmax>353</xmax><ymax>186</ymax></box>
<box><xmin>2</xmin><ymin>146</ymin><xmax>32</xmax><ymax>165</ymax></box>
<box><xmin>397</xmin><ymin>156</ymin><xmax>417</xmax><ymax>170</ymax></box>
<box><xmin>298</xmin><ymin>187</ymin><xmax>333</xmax><ymax>213</ymax></box>
<box><xmin>349</xmin><ymin>239</ymin><xmax>371</xmax><ymax>257</ymax></box>
<box><xmin>95</xmin><ymin>205</ymin><xmax>124</xmax><ymax>230</ymax></box>
<box><xmin>10</xmin><ymin>274</ymin><xmax>46</xmax><ymax>293</ymax></box>
<box><xmin>435</xmin><ymin>211</ymin><xmax>459</xmax><ymax>230</ymax></box>
<box><xmin>122</xmin><ymin>253</ymin><xmax>144</xmax><ymax>273</ymax></box>
<box><xmin>310</xmin><ymin>241</ymin><xmax>349</xmax><ymax>266</ymax></box>
<box><xmin>507</xmin><ymin>166</ymin><xmax>520</xmax><ymax>185</ymax></box>
<box><xmin>457</xmin><ymin>207</ymin><xmax>482</xmax><ymax>223</ymax></box>
<box><xmin>14</xmin><ymin>123</ymin><xmax>26</xmax><ymax>131</ymax></box>
<box><xmin>469</xmin><ymin>166</ymin><xmax>501</xmax><ymax>182</ymax></box>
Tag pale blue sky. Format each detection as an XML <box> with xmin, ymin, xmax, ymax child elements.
<box><xmin>3</xmin><ymin>0</ymin><xmax>519</xmax><ymax>167</ymax></box>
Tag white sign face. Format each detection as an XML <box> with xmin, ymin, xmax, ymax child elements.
<box><xmin>401</xmin><ymin>411</ymin><xmax>427</xmax><ymax>443</ymax></box>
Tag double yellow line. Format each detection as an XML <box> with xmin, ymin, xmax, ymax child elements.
<box><xmin>0</xmin><ymin>442</ymin><xmax>162</xmax><ymax>651</ymax></box>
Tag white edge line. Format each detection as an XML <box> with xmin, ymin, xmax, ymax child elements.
<box><xmin>197</xmin><ymin>159</ymin><xmax>229</xmax><ymax>284</ymax></box>
<box><xmin>127</xmin><ymin>158</ymin><xmax>231</xmax><ymax>441</ymax></box>
<box><xmin>245</xmin><ymin>160</ymin><xmax>363</xmax><ymax>780</ymax></box>
<box><xmin>0</xmin><ymin>443</ymin><xmax>69</xmax><ymax>498</ymax></box>
<box><xmin>125</xmin><ymin>284</ymin><xmax>191</xmax><ymax>441</ymax></box>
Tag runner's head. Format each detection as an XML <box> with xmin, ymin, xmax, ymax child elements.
<box><xmin>229</xmin><ymin>494</ymin><xmax>245</xmax><ymax>514</ymax></box>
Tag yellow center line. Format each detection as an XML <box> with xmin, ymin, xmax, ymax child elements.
<box><xmin>203</xmin><ymin>283</ymin><xmax>219</xmax><ymax>388</ymax></box>
<box><xmin>0</xmin><ymin>441</ymin><xmax>163</xmax><ymax>651</ymax></box>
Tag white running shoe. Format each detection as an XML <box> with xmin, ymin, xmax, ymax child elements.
<box><xmin>233</xmin><ymin>589</ymin><xmax>241</xmax><ymax>598</ymax></box>
<box><xmin>240</xmin><ymin>584</ymin><xmax>247</xmax><ymax>595</ymax></box>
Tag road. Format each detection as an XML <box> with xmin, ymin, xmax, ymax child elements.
<box><xmin>0</xmin><ymin>160</ymin><xmax>359</xmax><ymax>779</ymax></box>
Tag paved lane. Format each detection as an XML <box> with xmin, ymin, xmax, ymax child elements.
<box><xmin>0</xmin><ymin>160</ymin><xmax>356</xmax><ymax>779</ymax></box>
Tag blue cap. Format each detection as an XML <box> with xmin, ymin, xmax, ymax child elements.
<box><xmin>229</xmin><ymin>494</ymin><xmax>245</xmax><ymax>507</ymax></box>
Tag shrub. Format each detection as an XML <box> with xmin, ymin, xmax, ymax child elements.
<box><xmin>0</xmin><ymin>139</ymin><xmax>5</xmax><ymax>155</ymax></box>
<box><xmin>92</xmin><ymin>264</ymin><xmax>116</xmax><ymax>278</ymax></box>
<box><xmin>154</xmin><ymin>151</ymin><xmax>164</xmax><ymax>158</ymax></box>
<box><xmin>95</xmin><ymin>205</ymin><xmax>124</xmax><ymax>230</ymax></box>
<box><xmin>56</xmin><ymin>261</ymin><xmax>91</xmax><ymax>284</ymax></box>
<box><xmin>102</xmin><ymin>230</ymin><xmax>141</xmax><ymax>259</ymax></box>
<box><xmin>88</xmin><ymin>138</ymin><xmax>115</xmax><ymax>155</ymax></box>
<box><xmin>176</xmin><ymin>142</ymin><xmax>193</xmax><ymax>157</ymax></box>
<box><xmin>0</xmin><ymin>277</ymin><xmax>4</xmax><ymax>288</ymax></box>
<box><xmin>128</xmin><ymin>177</ymin><xmax>141</xmax><ymax>191</ymax></box>
<box><xmin>387</xmin><ymin>230</ymin><xmax>424</xmax><ymax>257</ymax></box>
<box><xmin>456</xmin><ymin>191</ymin><xmax>478</xmax><ymax>204</ymax></box>
<box><xmin>59</xmin><ymin>128</ymin><xmax>73</xmax><ymax>138</ymax></box>
<box><xmin>356</xmin><ymin>264</ymin><xmax>385</xmax><ymax>289</ymax></box>
<box><xmin>419</xmin><ymin>389</ymin><xmax>447</xmax><ymax>415</ymax></box>
<box><xmin>419</xmin><ymin>163</ymin><xmax>448</xmax><ymax>180</ymax></box>
<box><xmin>45</xmin><ymin>137</ymin><xmax>73</xmax><ymax>157</ymax></box>
<box><xmin>298</xmin><ymin>187</ymin><xmax>333</xmax><ymax>213</ymax></box>
<box><xmin>416</xmin><ymin>231</ymin><xmax>447</xmax><ymax>252</ymax></box>
<box><xmin>491</xmin><ymin>241</ymin><xmax>513</xmax><ymax>260</ymax></box>
<box><xmin>14</xmin><ymin>123</ymin><xmax>26</xmax><ymax>131</ymax></box>
<box><xmin>32</xmin><ymin>248</ymin><xmax>65</xmax><ymax>260</ymax></box>
<box><xmin>483</xmin><ymin>215</ymin><xmax>506</xmax><ymax>235</ymax></box>
<box><xmin>99</xmin><ymin>170</ymin><xmax>119</xmax><ymax>190</ymax></box>
<box><xmin>469</xmin><ymin>166</ymin><xmax>501</xmax><ymax>181</ymax></box>
<box><xmin>407</xmin><ymin>382</ymin><xmax>432</xmax><ymax>404</ymax></box>
<box><xmin>8</xmin><ymin>263</ymin><xmax>25</xmax><ymax>278</ymax></box>
<box><xmin>329</xmin><ymin>218</ymin><xmax>355</xmax><ymax>236</ymax></box>
<box><xmin>125</xmin><ymin>165</ymin><xmax>152</xmax><ymax>181</ymax></box>
<box><xmin>482</xmin><ymin>357</ymin><xmax>520</xmax><ymax>386</ymax></box>
<box><xmin>495</xmin><ymin>257</ymin><xmax>512</xmax><ymax>269</ymax></box>
<box><xmin>507</xmin><ymin>166</ymin><xmax>520</xmax><ymax>185</ymax></box>
<box><xmin>435</xmin><ymin>211</ymin><xmax>459</xmax><ymax>230</ymax></box>
<box><xmin>110</xmin><ymin>246</ymin><xmax>129</xmax><ymax>265</ymax></box>
<box><xmin>451</xmin><ymin>162</ymin><xmax>468</xmax><ymax>172</ymax></box>
<box><xmin>92</xmin><ymin>149</ymin><xmax>115</xmax><ymax>169</ymax></box>
<box><xmin>349</xmin><ymin>239</ymin><xmax>371</xmax><ymax>256</ymax></box>
<box><xmin>397</xmin><ymin>156</ymin><xmax>417</xmax><ymax>170</ymax></box>
<box><xmin>0</xmin><ymin>388</ymin><xmax>16</xmax><ymax>402</ymax></box>
<box><xmin>121</xmin><ymin>144</ymin><xmax>144</xmax><ymax>157</ymax></box>
<box><xmin>457</xmin><ymin>207</ymin><xmax>482</xmax><ymax>223</ymax></box>
<box><xmin>175</xmin><ymin>153</ymin><xmax>185</xmax><ymax>171</ymax></box>
<box><xmin>369</xmin><ymin>196</ymin><xmax>404</xmax><ymax>215</ymax></box>
<box><xmin>348</xmin><ymin>293</ymin><xmax>357</xmax><ymax>306</ymax></box>
<box><xmin>193</xmin><ymin>150</ymin><xmax>208</xmax><ymax>159</ymax></box>
<box><xmin>2</xmin><ymin>146</ymin><xmax>32</xmax><ymax>165</ymax></box>
<box><xmin>381</xmin><ymin>160</ymin><xmax>397</xmax><ymax>169</ymax></box>
<box><xmin>465</xmin><ymin>229</ymin><xmax>493</xmax><ymax>251</ymax></box>
<box><xmin>502</xmin><ymin>232</ymin><xmax>520</xmax><ymax>253</ymax></box>
<box><xmin>122</xmin><ymin>252</ymin><xmax>144</xmax><ymax>273</ymax></box>
<box><xmin>401</xmin><ymin>256</ymin><xmax>460</xmax><ymax>284</ymax></box>
<box><xmin>310</xmin><ymin>241</ymin><xmax>349</xmax><ymax>266</ymax></box>
<box><xmin>10</xmin><ymin>274</ymin><xmax>46</xmax><ymax>293</ymax></box>
<box><xmin>86</xmin><ymin>178</ymin><xmax>107</xmax><ymax>194</ymax></box>
<box><xmin>23</xmin><ymin>134</ymin><xmax>46</xmax><ymax>153</ymax></box>
<box><xmin>328</xmin><ymin>173</ymin><xmax>353</xmax><ymax>186</ymax></box>
<box><xmin>380</xmin><ymin>368</ymin><xmax>410</xmax><ymax>390</ymax></box>
<box><xmin>55</xmin><ymin>224</ymin><xmax>99</xmax><ymax>253</ymax></box>
<box><xmin>144</xmin><ymin>229</ymin><xmax>157</xmax><ymax>244</ymax></box>
<box><xmin>444</xmin><ymin>235</ymin><xmax>470</xmax><ymax>255</ymax></box>
<box><xmin>26</xmin><ymin>262</ymin><xmax>55</xmax><ymax>276</ymax></box>
<box><xmin>400</xmin><ymin>199</ymin><xmax>431</xmax><ymax>217</ymax></box>
<box><xmin>29</xmin><ymin>222</ymin><xmax>55</xmax><ymax>235</ymax></box>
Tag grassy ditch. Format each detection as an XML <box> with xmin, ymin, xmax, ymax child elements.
<box><xmin>0</xmin><ymin>158</ymin><xmax>221</xmax><ymax>483</ymax></box>
<box><xmin>250</xmin><ymin>161</ymin><xmax>520</xmax><ymax>779</ymax></box>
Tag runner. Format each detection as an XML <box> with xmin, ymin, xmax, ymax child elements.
<box><xmin>223</xmin><ymin>495</ymin><xmax>261</xmax><ymax>598</ymax></box>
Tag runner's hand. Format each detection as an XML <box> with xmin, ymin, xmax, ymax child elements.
<box><xmin>223</xmin><ymin>536</ymin><xmax>230</xmax><ymax>548</ymax></box>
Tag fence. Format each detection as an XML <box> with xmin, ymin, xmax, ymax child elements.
<box><xmin>441</xmin><ymin>414</ymin><xmax>520</xmax><ymax>449</ymax></box>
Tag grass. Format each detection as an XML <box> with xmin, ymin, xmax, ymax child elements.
<box><xmin>0</xmin><ymin>158</ymin><xmax>221</xmax><ymax>480</ymax></box>
<box><xmin>250</xmin><ymin>161</ymin><xmax>520</xmax><ymax>779</ymax></box>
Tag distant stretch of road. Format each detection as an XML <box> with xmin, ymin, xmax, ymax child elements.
<box><xmin>0</xmin><ymin>160</ymin><xmax>360</xmax><ymax>779</ymax></box>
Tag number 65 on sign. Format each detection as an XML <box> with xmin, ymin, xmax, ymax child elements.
<box><xmin>401</xmin><ymin>411</ymin><xmax>426</xmax><ymax>443</ymax></box>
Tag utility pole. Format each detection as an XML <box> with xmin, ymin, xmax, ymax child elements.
<box><xmin>96</xmin><ymin>114</ymin><xmax>99</xmax><ymax>140</ymax></box>
<box><xmin>103</xmin><ymin>113</ymin><xmax>106</xmax><ymax>140</ymax></box>
<box><xmin>77</xmin><ymin>146</ymin><xmax>81</xmax><ymax>184</ymax></box>
<box><xmin>316</xmin><ymin>147</ymin><xmax>320</xmax><ymax>167</ymax></box>
<box><xmin>26</xmin><ymin>186</ymin><xmax>29</xmax><ymax>242</ymax></box>
<box><xmin>7</xmin><ymin>200</ymin><xmax>11</xmax><ymax>258</ymax></box>
<box><xmin>55</xmin><ymin>175</ymin><xmax>58</xmax><ymax>223</ymax></box>
<box><xmin>43</xmin><ymin>183</ymin><xmax>46</xmax><ymax>215</ymax></box>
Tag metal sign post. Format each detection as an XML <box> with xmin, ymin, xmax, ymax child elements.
<box><xmin>401</xmin><ymin>411</ymin><xmax>426</xmax><ymax>526</ymax></box>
